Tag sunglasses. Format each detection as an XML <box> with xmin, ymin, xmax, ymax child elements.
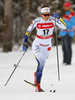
<box><xmin>43</xmin><ymin>14</ymin><xmax>50</xmax><ymax>16</ymax></box>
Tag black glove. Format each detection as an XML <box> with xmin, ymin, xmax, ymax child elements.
<box><xmin>23</xmin><ymin>42</ymin><xmax>28</xmax><ymax>52</ymax></box>
<box><xmin>58</xmin><ymin>37</ymin><xmax>61</xmax><ymax>41</ymax></box>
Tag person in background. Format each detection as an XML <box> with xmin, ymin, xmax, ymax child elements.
<box><xmin>58</xmin><ymin>2</ymin><xmax>75</xmax><ymax>65</ymax></box>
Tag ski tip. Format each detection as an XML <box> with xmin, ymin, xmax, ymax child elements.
<box><xmin>50</xmin><ymin>89</ymin><xmax>56</xmax><ymax>93</ymax></box>
<box><xmin>24</xmin><ymin>80</ymin><xmax>29</xmax><ymax>83</ymax></box>
<box><xmin>50</xmin><ymin>90</ymin><xmax>52</xmax><ymax>92</ymax></box>
<box><xmin>24</xmin><ymin>80</ymin><xmax>26</xmax><ymax>82</ymax></box>
<box><xmin>53</xmin><ymin>90</ymin><xmax>56</xmax><ymax>93</ymax></box>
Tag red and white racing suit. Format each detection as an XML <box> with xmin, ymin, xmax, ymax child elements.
<box><xmin>26</xmin><ymin>16</ymin><xmax>66</xmax><ymax>83</ymax></box>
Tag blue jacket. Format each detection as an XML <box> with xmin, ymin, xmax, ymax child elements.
<box><xmin>59</xmin><ymin>10</ymin><xmax>75</xmax><ymax>37</ymax></box>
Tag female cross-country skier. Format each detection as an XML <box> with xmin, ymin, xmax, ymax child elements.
<box><xmin>23</xmin><ymin>6</ymin><xmax>67</xmax><ymax>92</ymax></box>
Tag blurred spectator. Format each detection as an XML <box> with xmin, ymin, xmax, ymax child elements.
<box><xmin>58</xmin><ymin>2</ymin><xmax>75</xmax><ymax>65</ymax></box>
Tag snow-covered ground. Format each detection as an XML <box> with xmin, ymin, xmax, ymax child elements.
<box><xmin>0</xmin><ymin>44</ymin><xmax>75</xmax><ymax>100</ymax></box>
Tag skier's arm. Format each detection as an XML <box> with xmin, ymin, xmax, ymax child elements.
<box><xmin>55</xmin><ymin>18</ymin><xmax>67</xmax><ymax>29</ymax></box>
<box><xmin>22</xmin><ymin>31</ymin><xmax>29</xmax><ymax>52</ymax></box>
<box><xmin>23</xmin><ymin>19</ymin><xmax>37</xmax><ymax>52</ymax></box>
<box><xmin>52</xmin><ymin>13</ymin><xmax>67</xmax><ymax>29</ymax></box>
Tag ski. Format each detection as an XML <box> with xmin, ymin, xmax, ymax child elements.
<box><xmin>50</xmin><ymin>89</ymin><xmax>56</xmax><ymax>93</ymax></box>
<box><xmin>24</xmin><ymin>80</ymin><xmax>45</xmax><ymax>92</ymax></box>
<box><xmin>24</xmin><ymin>80</ymin><xmax>36</xmax><ymax>87</ymax></box>
<box><xmin>24</xmin><ymin>80</ymin><xmax>56</xmax><ymax>92</ymax></box>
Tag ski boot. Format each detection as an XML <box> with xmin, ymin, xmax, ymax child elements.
<box><xmin>35</xmin><ymin>83</ymin><xmax>44</xmax><ymax>92</ymax></box>
<box><xmin>34</xmin><ymin>72</ymin><xmax>44</xmax><ymax>92</ymax></box>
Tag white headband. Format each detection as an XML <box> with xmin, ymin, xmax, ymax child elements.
<box><xmin>41</xmin><ymin>7</ymin><xmax>50</xmax><ymax>13</ymax></box>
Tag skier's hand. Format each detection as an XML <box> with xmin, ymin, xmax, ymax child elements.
<box><xmin>58</xmin><ymin>35</ymin><xmax>61</xmax><ymax>41</ymax></box>
<box><xmin>23</xmin><ymin>42</ymin><xmax>28</xmax><ymax>52</ymax></box>
<box><xmin>53</xmin><ymin>13</ymin><xmax>60</xmax><ymax>19</ymax></box>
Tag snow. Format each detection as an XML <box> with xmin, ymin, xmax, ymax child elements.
<box><xmin>0</xmin><ymin>44</ymin><xmax>75</xmax><ymax>100</ymax></box>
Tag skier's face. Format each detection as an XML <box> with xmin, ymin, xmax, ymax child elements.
<box><xmin>64</xmin><ymin>7</ymin><xmax>71</xmax><ymax>11</ymax></box>
<box><xmin>41</xmin><ymin>12</ymin><xmax>50</xmax><ymax>21</ymax></box>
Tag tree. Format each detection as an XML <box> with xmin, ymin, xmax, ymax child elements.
<box><xmin>3</xmin><ymin>0</ymin><xmax>13</xmax><ymax>52</ymax></box>
<box><xmin>0</xmin><ymin>0</ymin><xmax>75</xmax><ymax>52</ymax></box>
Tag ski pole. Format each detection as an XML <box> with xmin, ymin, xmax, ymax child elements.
<box><xmin>14</xmin><ymin>51</ymin><xmax>25</xmax><ymax>67</ymax></box>
<box><xmin>5</xmin><ymin>51</ymin><xmax>25</xmax><ymax>86</ymax></box>
<box><xmin>55</xmin><ymin>21</ymin><xmax>60</xmax><ymax>81</ymax></box>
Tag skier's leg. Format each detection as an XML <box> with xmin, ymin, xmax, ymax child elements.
<box><xmin>34</xmin><ymin>53</ymin><xmax>46</xmax><ymax>91</ymax></box>
<box><xmin>35</xmin><ymin>55</ymin><xmax>46</xmax><ymax>83</ymax></box>
<box><xmin>66</xmin><ymin>35</ymin><xmax>72</xmax><ymax>64</ymax></box>
<box><xmin>32</xmin><ymin>39</ymin><xmax>51</xmax><ymax>91</ymax></box>
<box><xmin>33</xmin><ymin>44</ymin><xmax>46</xmax><ymax>83</ymax></box>
<box><xmin>61</xmin><ymin>35</ymin><xmax>68</xmax><ymax>63</ymax></box>
<box><xmin>32</xmin><ymin>44</ymin><xmax>46</xmax><ymax>91</ymax></box>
